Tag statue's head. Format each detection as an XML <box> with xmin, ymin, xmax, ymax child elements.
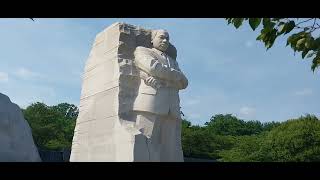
<box><xmin>151</xmin><ymin>29</ymin><xmax>170</xmax><ymax>52</ymax></box>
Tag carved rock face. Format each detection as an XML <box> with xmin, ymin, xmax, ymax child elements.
<box><xmin>70</xmin><ymin>22</ymin><xmax>186</xmax><ymax>162</ymax></box>
<box><xmin>151</xmin><ymin>30</ymin><xmax>170</xmax><ymax>52</ymax></box>
<box><xmin>0</xmin><ymin>93</ymin><xmax>41</xmax><ymax>162</ymax></box>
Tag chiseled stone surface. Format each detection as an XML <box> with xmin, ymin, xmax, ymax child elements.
<box><xmin>70</xmin><ymin>22</ymin><xmax>188</xmax><ymax>162</ymax></box>
<box><xmin>0</xmin><ymin>93</ymin><xmax>41</xmax><ymax>162</ymax></box>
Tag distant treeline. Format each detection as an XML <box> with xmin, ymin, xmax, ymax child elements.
<box><xmin>182</xmin><ymin>114</ymin><xmax>320</xmax><ymax>161</ymax></box>
<box><xmin>23</xmin><ymin>102</ymin><xmax>320</xmax><ymax>162</ymax></box>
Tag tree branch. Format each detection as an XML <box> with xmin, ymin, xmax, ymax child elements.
<box><xmin>311</xmin><ymin>18</ymin><xmax>317</xmax><ymax>30</ymax></box>
<box><xmin>296</xmin><ymin>18</ymin><xmax>314</xmax><ymax>26</ymax></box>
<box><xmin>307</xmin><ymin>19</ymin><xmax>319</xmax><ymax>33</ymax></box>
<box><xmin>294</xmin><ymin>19</ymin><xmax>320</xmax><ymax>32</ymax></box>
<box><xmin>294</xmin><ymin>25</ymin><xmax>303</xmax><ymax>29</ymax></box>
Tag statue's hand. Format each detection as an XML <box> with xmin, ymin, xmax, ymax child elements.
<box><xmin>145</xmin><ymin>76</ymin><xmax>161</xmax><ymax>89</ymax></box>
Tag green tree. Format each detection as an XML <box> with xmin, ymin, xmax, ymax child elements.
<box><xmin>205</xmin><ymin>114</ymin><xmax>264</xmax><ymax>136</ymax></box>
<box><xmin>182</xmin><ymin>119</ymin><xmax>234</xmax><ymax>159</ymax></box>
<box><xmin>260</xmin><ymin>114</ymin><xmax>320</xmax><ymax>162</ymax></box>
<box><xmin>218</xmin><ymin>134</ymin><xmax>265</xmax><ymax>162</ymax></box>
<box><xmin>226</xmin><ymin>18</ymin><xmax>320</xmax><ymax>72</ymax></box>
<box><xmin>219</xmin><ymin>114</ymin><xmax>320</xmax><ymax>162</ymax></box>
<box><xmin>262</xmin><ymin>121</ymin><xmax>281</xmax><ymax>131</ymax></box>
<box><xmin>23</xmin><ymin>102</ymin><xmax>77</xmax><ymax>150</ymax></box>
<box><xmin>51</xmin><ymin>103</ymin><xmax>79</xmax><ymax>120</ymax></box>
<box><xmin>205</xmin><ymin>114</ymin><xmax>245</xmax><ymax>136</ymax></box>
<box><xmin>182</xmin><ymin>119</ymin><xmax>192</xmax><ymax>129</ymax></box>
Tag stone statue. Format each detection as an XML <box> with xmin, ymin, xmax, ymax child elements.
<box><xmin>132</xmin><ymin>29</ymin><xmax>188</xmax><ymax>161</ymax></box>
<box><xmin>70</xmin><ymin>23</ymin><xmax>188</xmax><ymax>162</ymax></box>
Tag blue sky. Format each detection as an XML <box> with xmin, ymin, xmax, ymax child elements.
<box><xmin>0</xmin><ymin>18</ymin><xmax>319</xmax><ymax>125</ymax></box>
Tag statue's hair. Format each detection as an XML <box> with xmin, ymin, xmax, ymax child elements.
<box><xmin>151</xmin><ymin>29</ymin><xmax>169</xmax><ymax>41</ymax></box>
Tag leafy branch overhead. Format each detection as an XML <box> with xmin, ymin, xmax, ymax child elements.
<box><xmin>226</xmin><ymin>18</ymin><xmax>320</xmax><ymax>72</ymax></box>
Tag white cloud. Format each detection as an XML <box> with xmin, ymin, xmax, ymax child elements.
<box><xmin>245</xmin><ymin>40</ymin><xmax>254</xmax><ymax>48</ymax></box>
<box><xmin>14</xmin><ymin>67</ymin><xmax>41</xmax><ymax>80</ymax></box>
<box><xmin>294</xmin><ymin>88</ymin><xmax>313</xmax><ymax>96</ymax></box>
<box><xmin>239</xmin><ymin>106</ymin><xmax>256</xmax><ymax>117</ymax></box>
<box><xmin>0</xmin><ymin>72</ymin><xmax>9</xmax><ymax>83</ymax></box>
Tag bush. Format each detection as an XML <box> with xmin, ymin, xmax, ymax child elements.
<box><xmin>260</xmin><ymin>114</ymin><xmax>320</xmax><ymax>162</ymax></box>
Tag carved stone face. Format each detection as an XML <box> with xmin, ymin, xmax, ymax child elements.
<box><xmin>151</xmin><ymin>30</ymin><xmax>170</xmax><ymax>52</ymax></box>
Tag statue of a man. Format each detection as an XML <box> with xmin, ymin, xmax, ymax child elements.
<box><xmin>132</xmin><ymin>29</ymin><xmax>188</xmax><ymax>161</ymax></box>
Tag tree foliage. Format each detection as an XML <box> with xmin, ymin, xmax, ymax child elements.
<box><xmin>182</xmin><ymin>119</ymin><xmax>234</xmax><ymax>159</ymax></box>
<box><xmin>218</xmin><ymin>135</ymin><xmax>264</xmax><ymax>162</ymax></box>
<box><xmin>22</xmin><ymin>102</ymin><xmax>320</xmax><ymax>162</ymax></box>
<box><xmin>183</xmin><ymin>114</ymin><xmax>320</xmax><ymax>162</ymax></box>
<box><xmin>261</xmin><ymin>114</ymin><xmax>320</xmax><ymax>161</ymax></box>
<box><xmin>182</xmin><ymin>114</ymin><xmax>279</xmax><ymax>161</ymax></box>
<box><xmin>226</xmin><ymin>18</ymin><xmax>320</xmax><ymax>72</ymax></box>
<box><xmin>218</xmin><ymin>114</ymin><xmax>320</xmax><ymax>162</ymax></box>
<box><xmin>23</xmin><ymin>102</ymin><xmax>77</xmax><ymax>150</ymax></box>
<box><xmin>205</xmin><ymin>114</ymin><xmax>279</xmax><ymax>136</ymax></box>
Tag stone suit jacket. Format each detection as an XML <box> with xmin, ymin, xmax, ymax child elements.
<box><xmin>132</xmin><ymin>46</ymin><xmax>188</xmax><ymax>119</ymax></box>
